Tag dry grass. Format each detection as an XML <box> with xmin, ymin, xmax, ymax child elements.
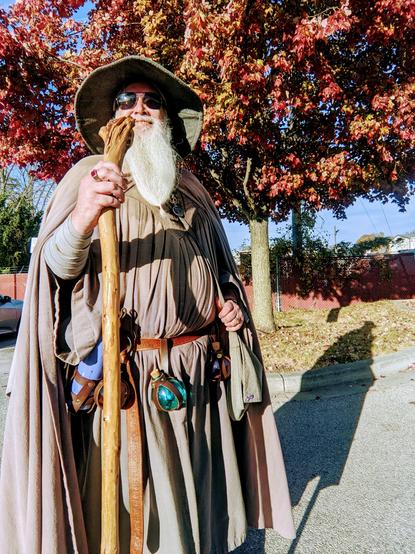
<box><xmin>258</xmin><ymin>299</ymin><xmax>415</xmax><ymax>373</ymax></box>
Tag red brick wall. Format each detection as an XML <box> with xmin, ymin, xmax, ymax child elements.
<box><xmin>0</xmin><ymin>274</ymin><xmax>28</xmax><ymax>300</ymax></box>
<box><xmin>281</xmin><ymin>254</ymin><xmax>415</xmax><ymax>310</ymax></box>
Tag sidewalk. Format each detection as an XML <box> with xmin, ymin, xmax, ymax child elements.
<box><xmin>266</xmin><ymin>345</ymin><xmax>415</xmax><ymax>394</ymax></box>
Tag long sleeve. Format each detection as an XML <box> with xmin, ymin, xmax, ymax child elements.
<box><xmin>43</xmin><ymin>215</ymin><xmax>93</xmax><ymax>280</ymax></box>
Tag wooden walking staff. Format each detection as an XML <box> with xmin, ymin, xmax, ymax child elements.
<box><xmin>97</xmin><ymin>115</ymin><xmax>135</xmax><ymax>554</ymax></box>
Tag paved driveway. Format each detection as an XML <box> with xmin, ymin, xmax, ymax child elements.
<box><xmin>236</xmin><ymin>369</ymin><xmax>415</xmax><ymax>553</ymax></box>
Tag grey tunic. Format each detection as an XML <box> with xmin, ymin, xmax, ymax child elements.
<box><xmin>67</xmin><ymin>181</ymin><xmax>247</xmax><ymax>553</ymax></box>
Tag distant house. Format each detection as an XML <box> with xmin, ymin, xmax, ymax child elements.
<box><xmin>388</xmin><ymin>233</ymin><xmax>415</xmax><ymax>254</ymax></box>
<box><xmin>356</xmin><ymin>232</ymin><xmax>415</xmax><ymax>255</ymax></box>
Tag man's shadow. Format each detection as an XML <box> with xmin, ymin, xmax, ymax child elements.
<box><xmin>273</xmin><ymin>318</ymin><xmax>376</xmax><ymax>553</ymax></box>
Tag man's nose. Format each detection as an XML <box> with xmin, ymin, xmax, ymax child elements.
<box><xmin>131</xmin><ymin>97</ymin><xmax>146</xmax><ymax>115</ymax></box>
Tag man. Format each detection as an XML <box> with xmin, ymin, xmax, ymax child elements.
<box><xmin>0</xmin><ymin>56</ymin><xmax>295</xmax><ymax>553</ymax></box>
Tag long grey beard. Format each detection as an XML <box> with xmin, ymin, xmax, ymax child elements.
<box><xmin>124</xmin><ymin>118</ymin><xmax>177</xmax><ymax>207</ymax></box>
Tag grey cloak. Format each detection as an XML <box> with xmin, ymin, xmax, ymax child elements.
<box><xmin>0</xmin><ymin>156</ymin><xmax>295</xmax><ymax>554</ymax></box>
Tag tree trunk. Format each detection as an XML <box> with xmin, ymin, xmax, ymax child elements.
<box><xmin>249</xmin><ymin>217</ymin><xmax>276</xmax><ymax>333</ymax></box>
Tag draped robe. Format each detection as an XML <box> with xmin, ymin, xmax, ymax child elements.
<box><xmin>0</xmin><ymin>156</ymin><xmax>295</xmax><ymax>554</ymax></box>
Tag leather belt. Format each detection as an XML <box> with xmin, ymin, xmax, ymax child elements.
<box><xmin>133</xmin><ymin>325</ymin><xmax>215</xmax><ymax>352</ymax></box>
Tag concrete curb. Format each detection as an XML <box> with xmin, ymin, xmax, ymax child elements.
<box><xmin>1</xmin><ymin>343</ymin><xmax>415</xmax><ymax>394</ymax></box>
<box><xmin>266</xmin><ymin>345</ymin><xmax>415</xmax><ymax>394</ymax></box>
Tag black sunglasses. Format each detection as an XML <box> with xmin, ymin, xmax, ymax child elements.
<box><xmin>113</xmin><ymin>91</ymin><xmax>164</xmax><ymax>112</ymax></box>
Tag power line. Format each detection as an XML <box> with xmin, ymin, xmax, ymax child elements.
<box><xmin>380</xmin><ymin>204</ymin><xmax>393</xmax><ymax>236</ymax></box>
<box><xmin>358</xmin><ymin>198</ymin><xmax>379</xmax><ymax>235</ymax></box>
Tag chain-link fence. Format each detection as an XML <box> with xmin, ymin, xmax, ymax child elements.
<box><xmin>276</xmin><ymin>253</ymin><xmax>415</xmax><ymax>311</ymax></box>
<box><xmin>0</xmin><ymin>266</ymin><xmax>29</xmax><ymax>275</ymax></box>
<box><xmin>240</xmin><ymin>252</ymin><xmax>415</xmax><ymax>312</ymax></box>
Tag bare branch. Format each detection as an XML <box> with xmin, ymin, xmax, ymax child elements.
<box><xmin>209</xmin><ymin>167</ymin><xmax>251</xmax><ymax>219</ymax></box>
<box><xmin>47</xmin><ymin>53</ymin><xmax>87</xmax><ymax>73</ymax></box>
<box><xmin>242</xmin><ymin>157</ymin><xmax>256</xmax><ymax>213</ymax></box>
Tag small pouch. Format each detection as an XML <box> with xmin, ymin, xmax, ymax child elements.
<box><xmin>66</xmin><ymin>362</ymin><xmax>135</xmax><ymax>414</ymax></box>
<box><xmin>226</xmin><ymin>331</ymin><xmax>263</xmax><ymax>421</ymax></box>
<box><xmin>209</xmin><ymin>339</ymin><xmax>231</xmax><ymax>382</ymax></box>
<box><xmin>93</xmin><ymin>367</ymin><xmax>135</xmax><ymax>411</ymax></box>
<box><xmin>65</xmin><ymin>366</ymin><xmax>100</xmax><ymax>414</ymax></box>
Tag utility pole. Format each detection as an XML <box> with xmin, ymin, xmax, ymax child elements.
<box><xmin>275</xmin><ymin>255</ymin><xmax>282</xmax><ymax>312</ymax></box>
<box><xmin>292</xmin><ymin>203</ymin><xmax>302</xmax><ymax>256</ymax></box>
<box><xmin>333</xmin><ymin>226</ymin><xmax>339</xmax><ymax>248</ymax></box>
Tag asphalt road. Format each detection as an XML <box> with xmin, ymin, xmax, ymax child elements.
<box><xmin>236</xmin><ymin>369</ymin><xmax>415</xmax><ymax>554</ymax></box>
<box><xmin>1</xmin><ymin>337</ymin><xmax>415</xmax><ymax>553</ymax></box>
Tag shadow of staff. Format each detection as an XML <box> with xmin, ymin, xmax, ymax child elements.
<box><xmin>274</xmin><ymin>320</ymin><xmax>376</xmax><ymax>553</ymax></box>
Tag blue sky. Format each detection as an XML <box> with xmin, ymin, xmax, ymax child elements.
<box><xmin>224</xmin><ymin>195</ymin><xmax>415</xmax><ymax>251</ymax></box>
<box><xmin>2</xmin><ymin>0</ymin><xmax>414</xmax><ymax>250</ymax></box>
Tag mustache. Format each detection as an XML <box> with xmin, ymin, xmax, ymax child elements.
<box><xmin>132</xmin><ymin>115</ymin><xmax>154</xmax><ymax>123</ymax></box>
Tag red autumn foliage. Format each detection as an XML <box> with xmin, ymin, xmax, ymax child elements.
<box><xmin>0</xmin><ymin>0</ymin><xmax>414</xmax><ymax>222</ymax></box>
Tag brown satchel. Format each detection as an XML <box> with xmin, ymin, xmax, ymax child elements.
<box><xmin>65</xmin><ymin>364</ymin><xmax>134</xmax><ymax>414</ymax></box>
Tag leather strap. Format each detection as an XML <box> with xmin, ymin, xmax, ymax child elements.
<box><xmin>159</xmin><ymin>338</ymin><xmax>169</xmax><ymax>370</ymax></box>
<box><xmin>124</xmin><ymin>356</ymin><xmax>145</xmax><ymax>554</ymax></box>
<box><xmin>121</xmin><ymin>324</ymin><xmax>213</xmax><ymax>552</ymax></box>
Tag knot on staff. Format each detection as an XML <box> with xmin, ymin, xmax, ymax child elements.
<box><xmin>99</xmin><ymin>116</ymin><xmax>135</xmax><ymax>165</ymax></box>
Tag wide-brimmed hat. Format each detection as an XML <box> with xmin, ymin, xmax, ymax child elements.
<box><xmin>75</xmin><ymin>56</ymin><xmax>203</xmax><ymax>158</ymax></box>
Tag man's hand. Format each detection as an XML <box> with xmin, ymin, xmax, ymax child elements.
<box><xmin>71</xmin><ymin>161</ymin><xmax>128</xmax><ymax>236</ymax></box>
<box><xmin>216</xmin><ymin>298</ymin><xmax>244</xmax><ymax>332</ymax></box>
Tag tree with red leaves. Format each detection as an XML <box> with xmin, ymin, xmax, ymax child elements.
<box><xmin>1</xmin><ymin>0</ymin><xmax>414</xmax><ymax>331</ymax></box>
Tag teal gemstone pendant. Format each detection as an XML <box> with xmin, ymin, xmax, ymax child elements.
<box><xmin>150</xmin><ymin>369</ymin><xmax>187</xmax><ymax>412</ymax></box>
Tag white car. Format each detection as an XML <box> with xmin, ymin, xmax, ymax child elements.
<box><xmin>0</xmin><ymin>294</ymin><xmax>23</xmax><ymax>335</ymax></box>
